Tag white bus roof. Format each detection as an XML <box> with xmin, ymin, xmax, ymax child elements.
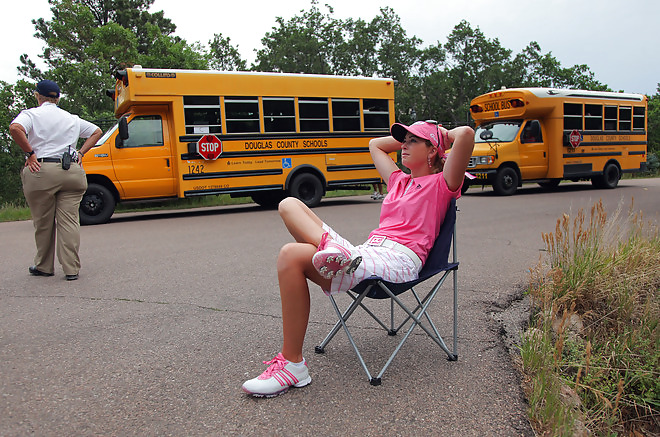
<box><xmin>503</xmin><ymin>87</ymin><xmax>645</xmax><ymax>102</ymax></box>
<box><xmin>129</xmin><ymin>66</ymin><xmax>393</xmax><ymax>82</ymax></box>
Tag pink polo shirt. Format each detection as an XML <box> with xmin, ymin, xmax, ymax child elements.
<box><xmin>368</xmin><ymin>170</ymin><xmax>461</xmax><ymax>264</ymax></box>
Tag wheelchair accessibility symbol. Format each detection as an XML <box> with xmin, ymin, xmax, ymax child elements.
<box><xmin>282</xmin><ymin>158</ymin><xmax>292</xmax><ymax>169</ymax></box>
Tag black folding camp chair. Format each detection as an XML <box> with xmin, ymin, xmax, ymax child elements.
<box><xmin>315</xmin><ymin>198</ymin><xmax>459</xmax><ymax>385</ymax></box>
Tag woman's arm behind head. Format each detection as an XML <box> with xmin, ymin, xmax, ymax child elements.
<box><xmin>369</xmin><ymin>136</ymin><xmax>401</xmax><ymax>185</ymax></box>
<box><xmin>442</xmin><ymin>126</ymin><xmax>475</xmax><ymax>192</ymax></box>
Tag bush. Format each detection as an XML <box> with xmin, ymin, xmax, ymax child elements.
<box><xmin>522</xmin><ymin>200</ymin><xmax>659</xmax><ymax>436</ymax></box>
<box><xmin>645</xmin><ymin>151</ymin><xmax>660</xmax><ymax>175</ymax></box>
<box><xmin>0</xmin><ymin>145</ymin><xmax>26</xmax><ymax>206</ymax></box>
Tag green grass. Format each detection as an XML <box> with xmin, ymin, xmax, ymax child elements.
<box><xmin>0</xmin><ymin>189</ymin><xmax>375</xmax><ymax>223</ymax></box>
<box><xmin>0</xmin><ymin>202</ymin><xmax>31</xmax><ymax>222</ymax></box>
<box><xmin>522</xmin><ymin>200</ymin><xmax>660</xmax><ymax>436</ymax></box>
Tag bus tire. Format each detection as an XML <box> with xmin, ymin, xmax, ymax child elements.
<box><xmin>80</xmin><ymin>183</ymin><xmax>116</xmax><ymax>225</ymax></box>
<box><xmin>493</xmin><ymin>167</ymin><xmax>518</xmax><ymax>196</ymax></box>
<box><xmin>538</xmin><ymin>179</ymin><xmax>561</xmax><ymax>190</ymax></box>
<box><xmin>289</xmin><ymin>173</ymin><xmax>323</xmax><ymax>207</ymax></box>
<box><xmin>461</xmin><ymin>178</ymin><xmax>470</xmax><ymax>194</ymax></box>
<box><xmin>251</xmin><ymin>190</ymin><xmax>285</xmax><ymax>208</ymax></box>
<box><xmin>591</xmin><ymin>163</ymin><xmax>620</xmax><ymax>189</ymax></box>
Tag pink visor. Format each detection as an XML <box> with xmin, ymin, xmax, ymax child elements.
<box><xmin>391</xmin><ymin>120</ymin><xmax>446</xmax><ymax>150</ymax></box>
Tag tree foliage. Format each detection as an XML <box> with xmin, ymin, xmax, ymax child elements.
<box><xmin>0</xmin><ymin>80</ymin><xmax>38</xmax><ymax>205</ymax></box>
<box><xmin>18</xmin><ymin>0</ymin><xmax>206</xmax><ymax>119</ymax></box>
<box><xmin>207</xmin><ymin>34</ymin><xmax>248</xmax><ymax>71</ymax></box>
<box><xmin>647</xmin><ymin>85</ymin><xmax>660</xmax><ymax>176</ymax></box>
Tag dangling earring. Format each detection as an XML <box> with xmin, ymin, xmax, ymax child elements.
<box><xmin>428</xmin><ymin>156</ymin><xmax>432</xmax><ymax>168</ymax></box>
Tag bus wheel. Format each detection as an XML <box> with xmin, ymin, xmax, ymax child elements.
<box><xmin>538</xmin><ymin>179</ymin><xmax>561</xmax><ymax>190</ymax></box>
<box><xmin>251</xmin><ymin>190</ymin><xmax>285</xmax><ymax>208</ymax></box>
<box><xmin>80</xmin><ymin>183</ymin><xmax>116</xmax><ymax>225</ymax></box>
<box><xmin>591</xmin><ymin>163</ymin><xmax>620</xmax><ymax>189</ymax></box>
<box><xmin>493</xmin><ymin>167</ymin><xmax>518</xmax><ymax>196</ymax></box>
<box><xmin>460</xmin><ymin>176</ymin><xmax>470</xmax><ymax>194</ymax></box>
<box><xmin>289</xmin><ymin>173</ymin><xmax>323</xmax><ymax>207</ymax></box>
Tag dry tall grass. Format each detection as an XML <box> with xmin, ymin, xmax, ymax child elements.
<box><xmin>522</xmin><ymin>199</ymin><xmax>659</xmax><ymax>436</ymax></box>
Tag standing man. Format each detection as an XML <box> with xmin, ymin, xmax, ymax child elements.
<box><xmin>9</xmin><ymin>80</ymin><xmax>102</xmax><ymax>280</ymax></box>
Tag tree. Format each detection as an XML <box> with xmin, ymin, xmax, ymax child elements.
<box><xmin>0</xmin><ymin>80</ymin><xmax>39</xmax><ymax>206</ymax></box>
<box><xmin>1</xmin><ymin>0</ymin><xmax>212</xmax><ymax>207</ymax></box>
<box><xmin>253</xmin><ymin>1</ymin><xmax>342</xmax><ymax>74</ymax></box>
<box><xmin>18</xmin><ymin>0</ymin><xmax>207</xmax><ymax>119</ymax></box>
<box><xmin>426</xmin><ymin>20</ymin><xmax>513</xmax><ymax>124</ymax></box>
<box><xmin>509</xmin><ymin>41</ymin><xmax>608</xmax><ymax>90</ymax></box>
<box><xmin>253</xmin><ymin>2</ymin><xmax>423</xmax><ymax>123</ymax></box>
<box><xmin>207</xmin><ymin>34</ymin><xmax>248</xmax><ymax>71</ymax></box>
<box><xmin>647</xmin><ymin>85</ymin><xmax>660</xmax><ymax>157</ymax></box>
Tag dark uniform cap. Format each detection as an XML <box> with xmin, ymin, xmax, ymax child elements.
<box><xmin>35</xmin><ymin>80</ymin><xmax>60</xmax><ymax>98</ymax></box>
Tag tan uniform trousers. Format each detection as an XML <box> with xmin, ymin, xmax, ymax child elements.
<box><xmin>21</xmin><ymin>162</ymin><xmax>88</xmax><ymax>276</ymax></box>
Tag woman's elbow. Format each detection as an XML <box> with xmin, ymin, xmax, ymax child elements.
<box><xmin>457</xmin><ymin>126</ymin><xmax>475</xmax><ymax>139</ymax></box>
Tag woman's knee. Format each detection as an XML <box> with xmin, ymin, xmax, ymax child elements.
<box><xmin>278</xmin><ymin>196</ymin><xmax>303</xmax><ymax>217</ymax></box>
<box><xmin>277</xmin><ymin>242</ymin><xmax>312</xmax><ymax>273</ymax></box>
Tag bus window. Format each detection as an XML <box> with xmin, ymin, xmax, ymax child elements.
<box><xmin>332</xmin><ymin>99</ymin><xmax>360</xmax><ymax>131</ymax></box>
<box><xmin>633</xmin><ymin>106</ymin><xmax>645</xmax><ymax>130</ymax></box>
<box><xmin>363</xmin><ymin>99</ymin><xmax>389</xmax><ymax>130</ymax></box>
<box><xmin>619</xmin><ymin>107</ymin><xmax>632</xmax><ymax>131</ymax></box>
<box><xmin>604</xmin><ymin>106</ymin><xmax>617</xmax><ymax>130</ymax></box>
<box><xmin>123</xmin><ymin>116</ymin><xmax>164</xmax><ymax>148</ymax></box>
<box><xmin>184</xmin><ymin>95</ymin><xmax>221</xmax><ymax>135</ymax></box>
<box><xmin>299</xmin><ymin>98</ymin><xmax>329</xmax><ymax>132</ymax></box>
<box><xmin>476</xmin><ymin>121</ymin><xmax>522</xmax><ymax>143</ymax></box>
<box><xmin>563</xmin><ymin>103</ymin><xmax>583</xmax><ymax>130</ymax></box>
<box><xmin>585</xmin><ymin>104</ymin><xmax>603</xmax><ymax>130</ymax></box>
<box><xmin>225</xmin><ymin>97</ymin><xmax>260</xmax><ymax>133</ymax></box>
<box><xmin>521</xmin><ymin>120</ymin><xmax>542</xmax><ymax>143</ymax></box>
<box><xmin>263</xmin><ymin>97</ymin><xmax>296</xmax><ymax>133</ymax></box>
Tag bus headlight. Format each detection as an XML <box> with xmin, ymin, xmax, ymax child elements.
<box><xmin>475</xmin><ymin>155</ymin><xmax>495</xmax><ymax>165</ymax></box>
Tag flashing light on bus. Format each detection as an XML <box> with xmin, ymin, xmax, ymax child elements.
<box><xmin>105</xmin><ymin>89</ymin><xmax>116</xmax><ymax>100</ymax></box>
<box><xmin>509</xmin><ymin>98</ymin><xmax>525</xmax><ymax>108</ymax></box>
<box><xmin>470</xmin><ymin>104</ymin><xmax>484</xmax><ymax>113</ymax></box>
<box><xmin>114</xmin><ymin>70</ymin><xmax>128</xmax><ymax>86</ymax></box>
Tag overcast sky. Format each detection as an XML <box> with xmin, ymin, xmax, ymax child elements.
<box><xmin>1</xmin><ymin>0</ymin><xmax>657</xmax><ymax>95</ymax></box>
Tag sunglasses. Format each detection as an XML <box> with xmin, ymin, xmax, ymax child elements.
<box><xmin>424</xmin><ymin>120</ymin><xmax>441</xmax><ymax>148</ymax></box>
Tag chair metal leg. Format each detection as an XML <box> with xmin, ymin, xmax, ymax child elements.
<box><xmin>315</xmin><ymin>289</ymin><xmax>371</xmax><ymax>352</ymax></box>
<box><xmin>383</xmin><ymin>278</ymin><xmax>455</xmax><ymax>355</ymax></box>
<box><xmin>327</xmin><ymin>291</ymin><xmax>375</xmax><ymax>383</ymax></box>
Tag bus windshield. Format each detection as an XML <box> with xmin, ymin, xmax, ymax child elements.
<box><xmin>96</xmin><ymin>123</ymin><xmax>118</xmax><ymax>146</ymax></box>
<box><xmin>475</xmin><ymin>120</ymin><xmax>522</xmax><ymax>143</ymax></box>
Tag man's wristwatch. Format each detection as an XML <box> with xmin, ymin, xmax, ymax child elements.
<box><xmin>27</xmin><ymin>150</ymin><xmax>35</xmax><ymax>157</ymax></box>
<box><xmin>79</xmin><ymin>151</ymin><xmax>84</xmax><ymax>158</ymax></box>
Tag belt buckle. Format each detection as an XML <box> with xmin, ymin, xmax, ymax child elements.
<box><xmin>367</xmin><ymin>235</ymin><xmax>386</xmax><ymax>246</ymax></box>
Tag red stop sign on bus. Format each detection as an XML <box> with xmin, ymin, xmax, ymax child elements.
<box><xmin>197</xmin><ymin>134</ymin><xmax>222</xmax><ymax>160</ymax></box>
<box><xmin>569</xmin><ymin>130</ymin><xmax>582</xmax><ymax>148</ymax></box>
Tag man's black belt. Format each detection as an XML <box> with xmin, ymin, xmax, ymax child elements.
<box><xmin>37</xmin><ymin>157</ymin><xmax>62</xmax><ymax>163</ymax></box>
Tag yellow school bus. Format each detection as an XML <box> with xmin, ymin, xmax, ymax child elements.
<box><xmin>80</xmin><ymin>67</ymin><xmax>395</xmax><ymax>224</ymax></box>
<box><xmin>466</xmin><ymin>88</ymin><xmax>647</xmax><ymax>195</ymax></box>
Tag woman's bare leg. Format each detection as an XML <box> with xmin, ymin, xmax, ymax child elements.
<box><xmin>277</xmin><ymin>241</ymin><xmax>332</xmax><ymax>363</ymax></box>
<box><xmin>278</xmin><ymin>197</ymin><xmax>325</xmax><ymax>245</ymax></box>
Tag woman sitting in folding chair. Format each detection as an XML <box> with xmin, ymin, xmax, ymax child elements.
<box><xmin>242</xmin><ymin>121</ymin><xmax>474</xmax><ymax>397</ymax></box>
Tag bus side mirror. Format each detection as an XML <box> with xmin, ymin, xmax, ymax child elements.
<box><xmin>116</xmin><ymin>116</ymin><xmax>129</xmax><ymax>148</ymax></box>
<box><xmin>480</xmin><ymin>130</ymin><xmax>493</xmax><ymax>140</ymax></box>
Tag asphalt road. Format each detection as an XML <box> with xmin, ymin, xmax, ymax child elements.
<box><xmin>1</xmin><ymin>178</ymin><xmax>658</xmax><ymax>436</ymax></box>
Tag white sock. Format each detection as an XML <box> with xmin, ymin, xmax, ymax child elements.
<box><xmin>289</xmin><ymin>359</ymin><xmax>305</xmax><ymax>367</ymax></box>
